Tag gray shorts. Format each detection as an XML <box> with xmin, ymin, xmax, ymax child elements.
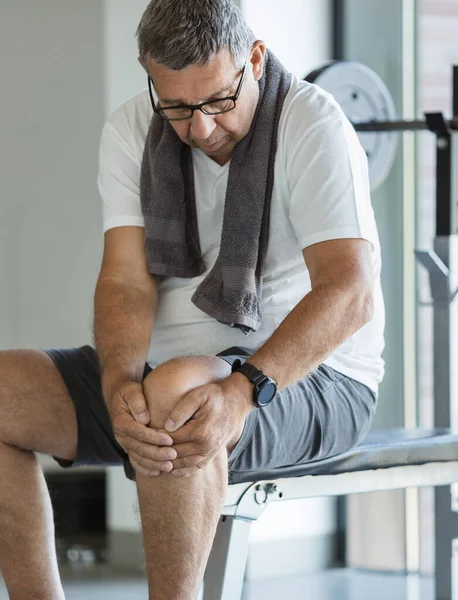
<box><xmin>43</xmin><ymin>345</ymin><xmax>376</xmax><ymax>483</ymax></box>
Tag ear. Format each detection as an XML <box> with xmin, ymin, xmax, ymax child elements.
<box><xmin>138</xmin><ymin>56</ymin><xmax>149</xmax><ymax>74</ymax></box>
<box><xmin>250</xmin><ymin>41</ymin><xmax>267</xmax><ymax>82</ymax></box>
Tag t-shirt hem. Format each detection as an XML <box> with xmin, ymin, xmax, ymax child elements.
<box><xmin>103</xmin><ymin>216</ymin><xmax>145</xmax><ymax>233</ymax></box>
<box><xmin>323</xmin><ymin>356</ymin><xmax>380</xmax><ymax>396</ymax></box>
<box><xmin>297</xmin><ymin>227</ymin><xmax>374</xmax><ymax>251</ymax></box>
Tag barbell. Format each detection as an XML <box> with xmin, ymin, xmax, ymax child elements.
<box><xmin>305</xmin><ymin>61</ymin><xmax>458</xmax><ymax>191</ymax></box>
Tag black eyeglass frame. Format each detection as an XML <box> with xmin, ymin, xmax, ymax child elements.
<box><xmin>148</xmin><ymin>60</ymin><xmax>248</xmax><ymax>121</ymax></box>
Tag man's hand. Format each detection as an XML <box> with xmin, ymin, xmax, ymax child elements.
<box><xmin>164</xmin><ymin>376</ymin><xmax>254</xmax><ymax>478</ymax></box>
<box><xmin>107</xmin><ymin>381</ymin><xmax>177</xmax><ymax>477</ymax></box>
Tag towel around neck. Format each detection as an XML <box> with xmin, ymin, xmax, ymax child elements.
<box><xmin>140</xmin><ymin>50</ymin><xmax>292</xmax><ymax>334</ymax></box>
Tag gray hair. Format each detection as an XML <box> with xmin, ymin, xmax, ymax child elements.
<box><xmin>136</xmin><ymin>0</ymin><xmax>256</xmax><ymax>71</ymax></box>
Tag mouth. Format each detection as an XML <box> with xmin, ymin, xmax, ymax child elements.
<box><xmin>198</xmin><ymin>139</ymin><xmax>226</xmax><ymax>152</ymax></box>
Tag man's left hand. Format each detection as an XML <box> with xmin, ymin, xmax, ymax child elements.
<box><xmin>164</xmin><ymin>376</ymin><xmax>253</xmax><ymax>477</ymax></box>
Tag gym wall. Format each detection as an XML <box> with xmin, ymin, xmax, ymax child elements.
<box><xmin>0</xmin><ymin>1</ymin><xmax>104</xmax><ymax>350</ymax></box>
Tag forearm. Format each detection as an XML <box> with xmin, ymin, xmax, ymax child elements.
<box><xmin>94</xmin><ymin>277</ymin><xmax>157</xmax><ymax>399</ymax></box>
<box><xmin>248</xmin><ymin>282</ymin><xmax>373</xmax><ymax>391</ymax></box>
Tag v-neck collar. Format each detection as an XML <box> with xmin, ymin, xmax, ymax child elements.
<box><xmin>193</xmin><ymin>148</ymin><xmax>231</xmax><ymax>173</ymax></box>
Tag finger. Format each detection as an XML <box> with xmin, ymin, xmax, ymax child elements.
<box><xmin>113</xmin><ymin>414</ymin><xmax>174</xmax><ymax>446</ymax></box>
<box><xmin>166</xmin><ymin>421</ymin><xmax>200</xmax><ymax>444</ymax></box>
<box><xmin>165</xmin><ymin>389</ymin><xmax>206</xmax><ymax>432</ymax></box>
<box><xmin>118</xmin><ymin>437</ymin><xmax>175</xmax><ymax>462</ymax></box>
<box><xmin>129</xmin><ymin>456</ymin><xmax>161</xmax><ymax>477</ymax></box>
<box><xmin>169</xmin><ymin>441</ymin><xmax>201</xmax><ymax>459</ymax></box>
<box><xmin>129</xmin><ymin>451</ymin><xmax>173</xmax><ymax>473</ymax></box>
<box><xmin>121</xmin><ymin>384</ymin><xmax>150</xmax><ymax>425</ymax></box>
<box><xmin>131</xmin><ymin>440</ymin><xmax>177</xmax><ymax>462</ymax></box>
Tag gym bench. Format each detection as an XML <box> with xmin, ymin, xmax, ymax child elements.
<box><xmin>204</xmin><ymin>429</ymin><xmax>458</xmax><ymax>600</ymax></box>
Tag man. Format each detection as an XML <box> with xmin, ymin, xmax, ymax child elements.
<box><xmin>0</xmin><ymin>1</ymin><xmax>384</xmax><ymax>599</ymax></box>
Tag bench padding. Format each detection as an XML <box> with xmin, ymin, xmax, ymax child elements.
<box><xmin>229</xmin><ymin>428</ymin><xmax>458</xmax><ymax>485</ymax></box>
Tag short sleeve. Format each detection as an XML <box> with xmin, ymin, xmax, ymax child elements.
<box><xmin>97</xmin><ymin>121</ymin><xmax>145</xmax><ymax>233</ymax></box>
<box><xmin>287</xmin><ymin>111</ymin><xmax>379</xmax><ymax>252</ymax></box>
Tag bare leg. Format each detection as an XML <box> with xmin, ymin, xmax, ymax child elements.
<box><xmin>137</xmin><ymin>356</ymin><xmax>238</xmax><ymax>600</ymax></box>
<box><xmin>0</xmin><ymin>350</ymin><xmax>78</xmax><ymax>600</ymax></box>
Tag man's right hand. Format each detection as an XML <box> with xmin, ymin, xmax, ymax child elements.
<box><xmin>107</xmin><ymin>381</ymin><xmax>177</xmax><ymax>476</ymax></box>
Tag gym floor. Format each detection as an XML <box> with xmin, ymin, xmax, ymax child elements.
<box><xmin>0</xmin><ymin>567</ymin><xmax>434</xmax><ymax>599</ymax></box>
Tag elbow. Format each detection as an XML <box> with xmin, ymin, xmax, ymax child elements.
<box><xmin>345</xmin><ymin>281</ymin><xmax>374</xmax><ymax>332</ymax></box>
<box><xmin>356</xmin><ymin>286</ymin><xmax>374</xmax><ymax>329</ymax></box>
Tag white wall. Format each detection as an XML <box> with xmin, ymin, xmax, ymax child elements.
<box><xmin>241</xmin><ymin>0</ymin><xmax>332</xmax><ymax>79</ymax></box>
<box><xmin>103</xmin><ymin>0</ymin><xmax>149</xmax><ymax>115</ymax></box>
<box><xmin>0</xmin><ymin>0</ymin><xmax>104</xmax><ymax>350</ymax></box>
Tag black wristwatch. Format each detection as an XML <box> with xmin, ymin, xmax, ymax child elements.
<box><xmin>233</xmin><ymin>362</ymin><xmax>278</xmax><ymax>408</ymax></box>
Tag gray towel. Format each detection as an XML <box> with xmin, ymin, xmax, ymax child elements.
<box><xmin>140</xmin><ymin>50</ymin><xmax>291</xmax><ymax>333</ymax></box>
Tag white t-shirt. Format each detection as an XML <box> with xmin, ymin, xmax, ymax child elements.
<box><xmin>98</xmin><ymin>75</ymin><xmax>385</xmax><ymax>394</ymax></box>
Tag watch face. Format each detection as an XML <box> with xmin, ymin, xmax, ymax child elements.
<box><xmin>257</xmin><ymin>381</ymin><xmax>277</xmax><ymax>407</ymax></box>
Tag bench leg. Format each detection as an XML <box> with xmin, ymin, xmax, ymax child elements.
<box><xmin>203</xmin><ymin>515</ymin><xmax>252</xmax><ymax>600</ymax></box>
<box><xmin>435</xmin><ymin>485</ymin><xmax>458</xmax><ymax>600</ymax></box>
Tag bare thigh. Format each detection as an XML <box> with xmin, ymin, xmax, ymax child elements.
<box><xmin>0</xmin><ymin>349</ymin><xmax>78</xmax><ymax>460</ymax></box>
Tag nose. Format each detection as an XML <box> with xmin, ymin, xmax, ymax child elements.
<box><xmin>189</xmin><ymin>109</ymin><xmax>217</xmax><ymax>143</ymax></box>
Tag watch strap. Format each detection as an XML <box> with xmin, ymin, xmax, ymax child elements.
<box><xmin>234</xmin><ymin>362</ymin><xmax>268</xmax><ymax>387</ymax></box>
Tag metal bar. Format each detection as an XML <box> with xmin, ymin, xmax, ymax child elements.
<box><xmin>453</xmin><ymin>66</ymin><xmax>458</xmax><ymax>119</ymax></box>
<box><xmin>453</xmin><ymin>129</ymin><xmax>458</xmax><ymax>236</ymax></box>
<box><xmin>352</xmin><ymin>118</ymin><xmax>458</xmax><ymax>132</ymax></box>
<box><xmin>331</xmin><ymin>0</ymin><xmax>347</xmax><ymax>567</ymax></box>
<box><xmin>431</xmin><ymin>235</ymin><xmax>458</xmax><ymax>598</ymax></box>
<box><xmin>353</xmin><ymin>119</ymin><xmax>428</xmax><ymax>132</ymax></box>
<box><xmin>427</xmin><ymin>113</ymin><xmax>453</xmax><ymax>136</ymax></box>
<box><xmin>435</xmin><ymin>134</ymin><xmax>453</xmax><ymax>237</ymax></box>
<box><xmin>432</xmin><ymin>239</ymin><xmax>453</xmax><ymax>425</ymax></box>
<box><xmin>332</xmin><ymin>0</ymin><xmax>345</xmax><ymax>61</ymax></box>
<box><xmin>203</xmin><ymin>515</ymin><xmax>251</xmax><ymax>600</ymax></box>
<box><xmin>223</xmin><ymin>463</ymin><xmax>458</xmax><ymax>510</ymax></box>
<box><xmin>435</xmin><ymin>486</ymin><xmax>458</xmax><ymax>600</ymax></box>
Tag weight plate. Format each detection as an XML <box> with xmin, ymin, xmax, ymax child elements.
<box><xmin>306</xmin><ymin>61</ymin><xmax>398</xmax><ymax>191</ymax></box>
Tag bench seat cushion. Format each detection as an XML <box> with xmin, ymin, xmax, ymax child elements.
<box><xmin>229</xmin><ymin>428</ymin><xmax>458</xmax><ymax>485</ymax></box>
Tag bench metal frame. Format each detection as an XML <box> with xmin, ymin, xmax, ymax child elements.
<box><xmin>203</xmin><ymin>66</ymin><xmax>458</xmax><ymax>600</ymax></box>
<box><xmin>203</xmin><ymin>462</ymin><xmax>458</xmax><ymax>599</ymax></box>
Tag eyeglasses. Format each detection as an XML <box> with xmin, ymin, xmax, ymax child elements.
<box><xmin>148</xmin><ymin>60</ymin><xmax>248</xmax><ymax>121</ymax></box>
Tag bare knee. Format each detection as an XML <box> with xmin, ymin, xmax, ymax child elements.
<box><xmin>142</xmin><ymin>355</ymin><xmax>231</xmax><ymax>430</ymax></box>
